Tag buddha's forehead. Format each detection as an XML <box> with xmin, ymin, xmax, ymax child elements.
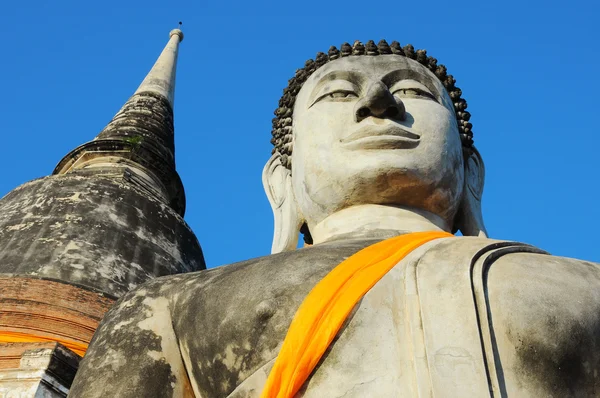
<box><xmin>300</xmin><ymin>55</ymin><xmax>452</xmax><ymax>109</ymax></box>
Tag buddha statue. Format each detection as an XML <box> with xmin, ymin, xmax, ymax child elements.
<box><xmin>70</xmin><ymin>40</ymin><xmax>600</xmax><ymax>397</ymax></box>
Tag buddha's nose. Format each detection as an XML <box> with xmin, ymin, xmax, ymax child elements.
<box><xmin>354</xmin><ymin>81</ymin><xmax>405</xmax><ymax>123</ymax></box>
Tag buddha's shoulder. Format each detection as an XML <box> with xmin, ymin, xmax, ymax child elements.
<box><xmin>422</xmin><ymin>238</ymin><xmax>600</xmax><ymax>397</ymax></box>
<box><xmin>418</xmin><ymin>235</ymin><xmax>599</xmax><ymax>275</ymax></box>
<box><xmin>136</xmin><ymin>238</ymin><xmax>383</xmax><ymax>298</ymax></box>
<box><xmin>140</xmin><ymin>236</ymin><xmax>599</xmax><ymax>297</ymax></box>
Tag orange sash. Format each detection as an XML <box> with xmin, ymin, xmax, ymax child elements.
<box><xmin>0</xmin><ymin>331</ymin><xmax>88</xmax><ymax>356</ymax></box>
<box><xmin>261</xmin><ymin>231</ymin><xmax>452</xmax><ymax>397</ymax></box>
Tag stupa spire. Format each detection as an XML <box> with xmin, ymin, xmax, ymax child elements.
<box><xmin>54</xmin><ymin>28</ymin><xmax>187</xmax><ymax>215</ymax></box>
<box><xmin>134</xmin><ymin>28</ymin><xmax>183</xmax><ymax>107</ymax></box>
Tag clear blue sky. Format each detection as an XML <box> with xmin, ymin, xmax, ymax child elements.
<box><xmin>1</xmin><ymin>0</ymin><xmax>598</xmax><ymax>267</ymax></box>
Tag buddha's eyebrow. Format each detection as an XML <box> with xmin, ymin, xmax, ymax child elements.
<box><xmin>308</xmin><ymin>70</ymin><xmax>364</xmax><ymax>103</ymax></box>
<box><xmin>381</xmin><ymin>70</ymin><xmax>442</xmax><ymax>100</ymax></box>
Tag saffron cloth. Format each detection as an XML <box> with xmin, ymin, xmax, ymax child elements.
<box><xmin>261</xmin><ymin>231</ymin><xmax>452</xmax><ymax>397</ymax></box>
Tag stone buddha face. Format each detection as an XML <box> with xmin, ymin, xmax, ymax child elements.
<box><xmin>292</xmin><ymin>55</ymin><xmax>464</xmax><ymax>226</ymax></box>
<box><xmin>264</xmin><ymin>53</ymin><xmax>486</xmax><ymax>252</ymax></box>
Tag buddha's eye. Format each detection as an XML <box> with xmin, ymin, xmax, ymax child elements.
<box><xmin>312</xmin><ymin>90</ymin><xmax>358</xmax><ymax>105</ymax></box>
<box><xmin>328</xmin><ymin>90</ymin><xmax>358</xmax><ymax>99</ymax></box>
<box><xmin>392</xmin><ymin>88</ymin><xmax>437</xmax><ymax>102</ymax></box>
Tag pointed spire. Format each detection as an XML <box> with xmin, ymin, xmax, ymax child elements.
<box><xmin>134</xmin><ymin>29</ymin><xmax>183</xmax><ymax>107</ymax></box>
<box><xmin>54</xmin><ymin>29</ymin><xmax>187</xmax><ymax>215</ymax></box>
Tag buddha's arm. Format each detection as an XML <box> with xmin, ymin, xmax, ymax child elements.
<box><xmin>69</xmin><ymin>278</ymin><xmax>196</xmax><ymax>397</ymax></box>
<box><xmin>481</xmin><ymin>251</ymin><xmax>600</xmax><ymax>397</ymax></box>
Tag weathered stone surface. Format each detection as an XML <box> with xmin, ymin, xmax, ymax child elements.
<box><xmin>0</xmin><ymin>172</ymin><xmax>204</xmax><ymax>297</ymax></box>
<box><xmin>71</xmin><ymin>237</ymin><xmax>600</xmax><ymax>397</ymax></box>
<box><xmin>70</xmin><ymin>238</ymin><xmax>378</xmax><ymax>397</ymax></box>
<box><xmin>55</xmin><ymin>91</ymin><xmax>186</xmax><ymax>215</ymax></box>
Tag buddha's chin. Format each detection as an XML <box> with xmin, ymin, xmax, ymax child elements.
<box><xmin>300</xmin><ymin>162</ymin><xmax>461</xmax><ymax>221</ymax></box>
<box><xmin>335</xmin><ymin>148</ymin><xmax>436</xmax><ymax>176</ymax></box>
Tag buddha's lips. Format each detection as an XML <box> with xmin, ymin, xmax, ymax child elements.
<box><xmin>341</xmin><ymin>123</ymin><xmax>420</xmax><ymax>144</ymax></box>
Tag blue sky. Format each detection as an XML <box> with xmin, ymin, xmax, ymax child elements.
<box><xmin>1</xmin><ymin>0</ymin><xmax>598</xmax><ymax>267</ymax></box>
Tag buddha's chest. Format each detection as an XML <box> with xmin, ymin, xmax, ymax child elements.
<box><xmin>226</xmin><ymin>262</ymin><xmax>489</xmax><ymax>397</ymax></box>
<box><xmin>195</xmin><ymin>239</ymin><xmax>600</xmax><ymax>397</ymax></box>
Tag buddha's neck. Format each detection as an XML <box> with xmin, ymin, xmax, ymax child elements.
<box><xmin>310</xmin><ymin>204</ymin><xmax>452</xmax><ymax>245</ymax></box>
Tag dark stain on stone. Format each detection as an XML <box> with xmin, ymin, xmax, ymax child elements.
<box><xmin>70</xmin><ymin>281</ymin><xmax>179</xmax><ymax>397</ymax></box>
<box><xmin>514</xmin><ymin>314</ymin><xmax>600</xmax><ymax>397</ymax></box>
<box><xmin>167</xmin><ymin>238</ymin><xmax>381</xmax><ymax>397</ymax></box>
<box><xmin>0</xmin><ymin>173</ymin><xmax>205</xmax><ymax>298</ymax></box>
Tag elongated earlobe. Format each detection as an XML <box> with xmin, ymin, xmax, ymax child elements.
<box><xmin>456</xmin><ymin>147</ymin><xmax>488</xmax><ymax>237</ymax></box>
<box><xmin>262</xmin><ymin>155</ymin><xmax>303</xmax><ymax>253</ymax></box>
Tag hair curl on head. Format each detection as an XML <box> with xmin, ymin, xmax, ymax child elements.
<box><xmin>271</xmin><ymin>40</ymin><xmax>474</xmax><ymax>170</ymax></box>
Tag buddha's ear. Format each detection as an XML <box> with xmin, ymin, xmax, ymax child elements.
<box><xmin>456</xmin><ymin>147</ymin><xmax>488</xmax><ymax>237</ymax></box>
<box><xmin>262</xmin><ymin>154</ymin><xmax>303</xmax><ymax>253</ymax></box>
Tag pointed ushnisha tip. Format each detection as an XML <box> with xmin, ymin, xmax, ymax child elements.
<box><xmin>170</xmin><ymin>28</ymin><xmax>184</xmax><ymax>42</ymax></box>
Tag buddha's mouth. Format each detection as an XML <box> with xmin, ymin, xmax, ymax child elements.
<box><xmin>341</xmin><ymin>122</ymin><xmax>420</xmax><ymax>150</ymax></box>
